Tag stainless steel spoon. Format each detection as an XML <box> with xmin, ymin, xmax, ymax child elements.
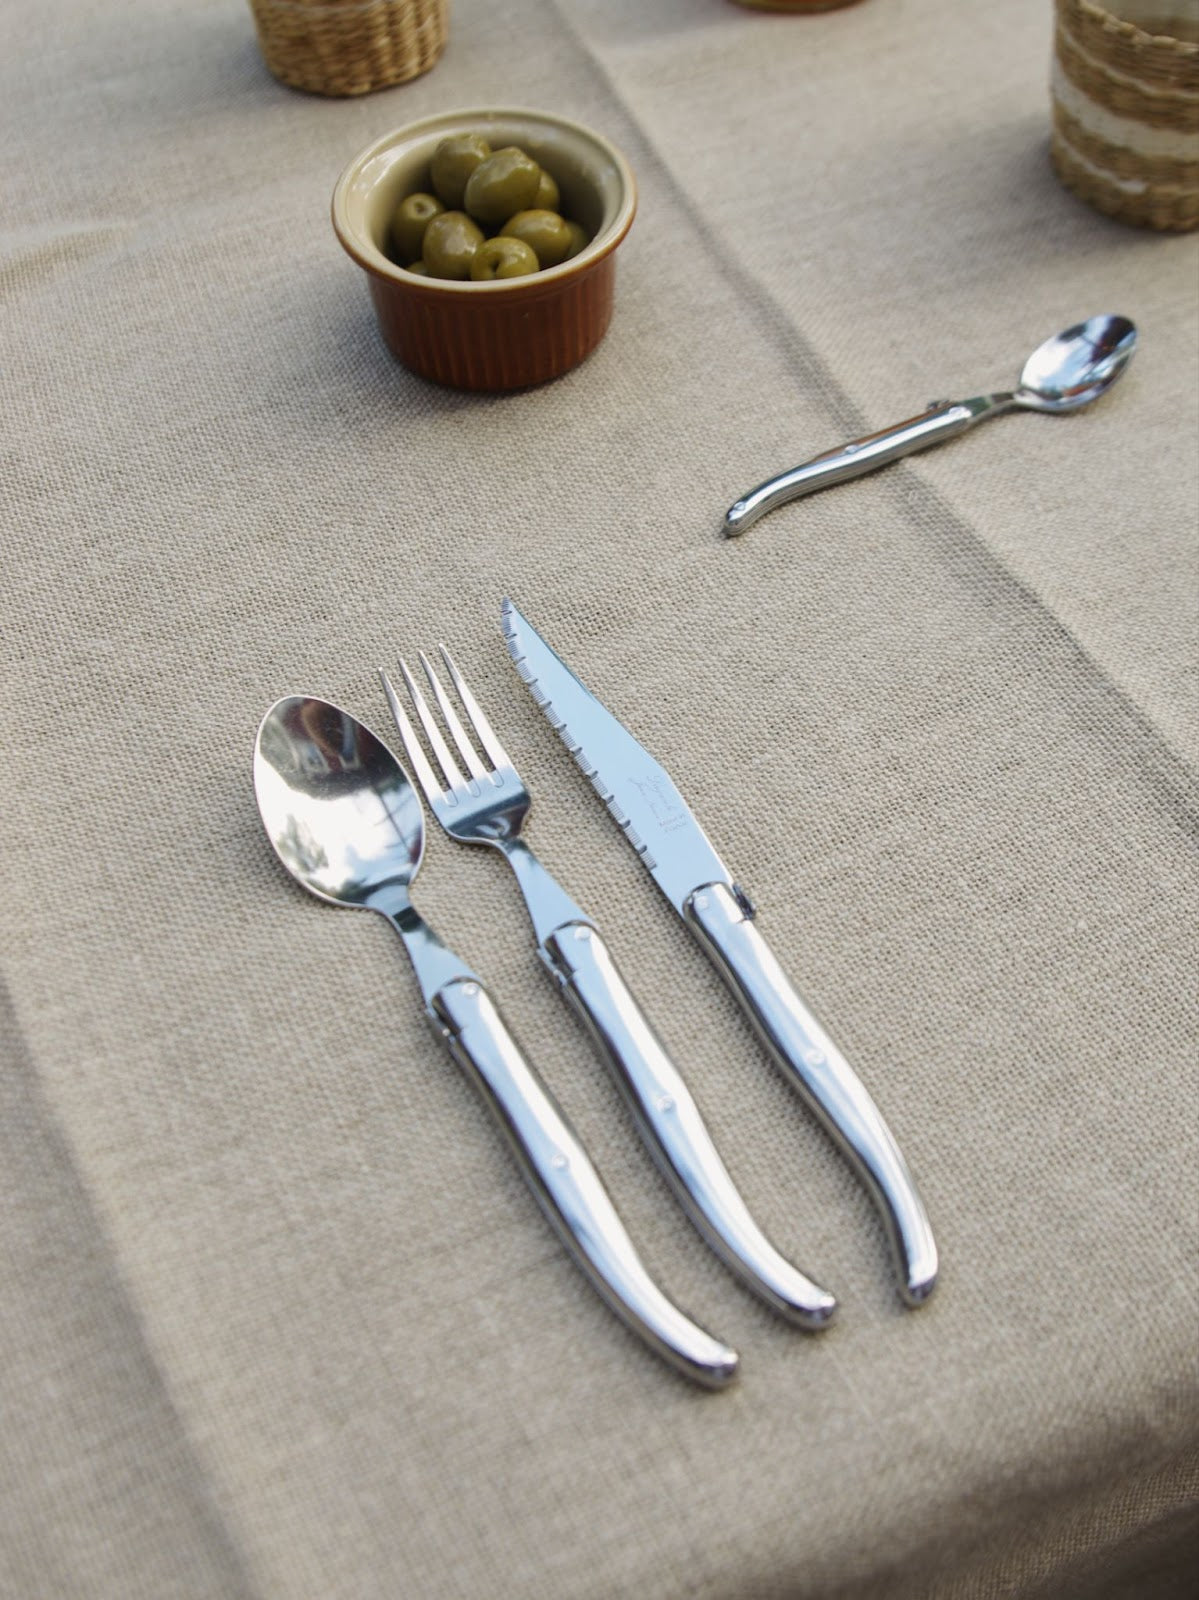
<box><xmin>724</xmin><ymin>314</ymin><xmax>1137</xmax><ymax>536</ymax></box>
<box><xmin>253</xmin><ymin>695</ymin><xmax>739</xmax><ymax>1388</ymax></box>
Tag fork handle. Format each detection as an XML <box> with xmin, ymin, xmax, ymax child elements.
<box><xmin>431</xmin><ymin>976</ymin><xmax>739</xmax><ymax>1388</ymax></box>
<box><xmin>544</xmin><ymin>923</ymin><xmax>837</xmax><ymax>1328</ymax></box>
<box><xmin>682</xmin><ymin>883</ymin><xmax>938</xmax><ymax>1307</ymax></box>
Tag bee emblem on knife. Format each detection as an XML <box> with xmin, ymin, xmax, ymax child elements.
<box><xmin>631</xmin><ymin>775</ymin><xmax>688</xmax><ymax>834</ymax></box>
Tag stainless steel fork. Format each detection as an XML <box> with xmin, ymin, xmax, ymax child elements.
<box><xmin>381</xmin><ymin>647</ymin><xmax>837</xmax><ymax>1329</ymax></box>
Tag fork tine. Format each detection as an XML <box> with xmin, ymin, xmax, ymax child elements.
<box><xmin>419</xmin><ymin>649</ymin><xmax>488</xmax><ymax>785</ymax></box>
<box><xmin>439</xmin><ymin>644</ymin><xmax>512</xmax><ymax>775</ymax></box>
<box><xmin>379</xmin><ymin>669</ymin><xmax>446</xmax><ymax>804</ymax></box>
<box><xmin>397</xmin><ymin>657</ymin><xmax>471</xmax><ymax>794</ymax></box>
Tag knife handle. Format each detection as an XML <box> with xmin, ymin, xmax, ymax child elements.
<box><xmin>544</xmin><ymin>923</ymin><xmax>838</xmax><ymax>1329</ymax></box>
<box><xmin>431</xmin><ymin>976</ymin><xmax>739</xmax><ymax>1388</ymax></box>
<box><xmin>683</xmin><ymin>883</ymin><xmax>938</xmax><ymax>1306</ymax></box>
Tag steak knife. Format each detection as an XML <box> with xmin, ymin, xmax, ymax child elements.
<box><xmin>502</xmin><ymin>599</ymin><xmax>938</xmax><ymax>1307</ymax></box>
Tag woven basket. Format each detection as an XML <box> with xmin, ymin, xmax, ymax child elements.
<box><xmin>248</xmin><ymin>0</ymin><xmax>448</xmax><ymax>97</ymax></box>
<box><xmin>1050</xmin><ymin>0</ymin><xmax>1199</xmax><ymax>230</ymax></box>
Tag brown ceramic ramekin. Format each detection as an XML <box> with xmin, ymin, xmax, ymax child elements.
<box><xmin>331</xmin><ymin>108</ymin><xmax>638</xmax><ymax>390</ymax></box>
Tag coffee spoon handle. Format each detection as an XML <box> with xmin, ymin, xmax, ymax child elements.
<box><xmin>430</xmin><ymin>975</ymin><xmax>740</xmax><ymax>1389</ymax></box>
<box><xmin>724</xmin><ymin>395</ymin><xmax>1007</xmax><ymax>535</ymax></box>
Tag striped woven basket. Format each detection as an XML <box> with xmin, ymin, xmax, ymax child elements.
<box><xmin>248</xmin><ymin>0</ymin><xmax>448</xmax><ymax>97</ymax></box>
<box><xmin>1051</xmin><ymin>0</ymin><xmax>1199</xmax><ymax>231</ymax></box>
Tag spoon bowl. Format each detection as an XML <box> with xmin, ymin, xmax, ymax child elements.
<box><xmin>1014</xmin><ymin>314</ymin><xmax>1138</xmax><ymax>413</ymax></box>
<box><xmin>255</xmin><ymin>696</ymin><xmax>425</xmax><ymax>911</ymax></box>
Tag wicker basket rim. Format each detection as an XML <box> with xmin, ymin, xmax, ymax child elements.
<box><xmin>1060</xmin><ymin>0</ymin><xmax>1199</xmax><ymax>57</ymax></box>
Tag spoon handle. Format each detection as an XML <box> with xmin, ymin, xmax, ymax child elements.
<box><xmin>724</xmin><ymin>397</ymin><xmax>998</xmax><ymax>536</ymax></box>
<box><xmin>431</xmin><ymin>975</ymin><xmax>740</xmax><ymax>1388</ymax></box>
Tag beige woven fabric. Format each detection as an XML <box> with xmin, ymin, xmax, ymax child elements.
<box><xmin>2</xmin><ymin>1</ymin><xmax>1197</xmax><ymax>1596</ymax></box>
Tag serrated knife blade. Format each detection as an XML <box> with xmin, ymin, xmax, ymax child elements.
<box><xmin>502</xmin><ymin>598</ymin><xmax>938</xmax><ymax>1307</ymax></box>
<box><xmin>502</xmin><ymin>601</ymin><xmax>733</xmax><ymax>913</ymax></box>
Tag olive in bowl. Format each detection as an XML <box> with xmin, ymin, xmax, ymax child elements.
<box><xmin>430</xmin><ymin>133</ymin><xmax>491</xmax><ymax>209</ymax></box>
<box><xmin>331</xmin><ymin>108</ymin><xmax>637</xmax><ymax>390</ymax></box>
<box><xmin>421</xmin><ymin>211</ymin><xmax>484</xmax><ymax>280</ymax></box>
<box><xmin>500</xmin><ymin>209</ymin><xmax>576</xmax><ymax>269</ymax></box>
<box><xmin>471</xmin><ymin>238</ymin><xmax>539</xmax><ymax>281</ymax></box>
<box><xmin>391</xmin><ymin>192</ymin><xmax>444</xmax><ymax>265</ymax></box>
<box><xmin>462</xmin><ymin>147</ymin><xmax>543</xmax><ymax>226</ymax></box>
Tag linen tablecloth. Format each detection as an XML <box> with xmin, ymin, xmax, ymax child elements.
<box><xmin>3</xmin><ymin>1</ymin><xmax>1197</xmax><ymax>1595</ymax></box>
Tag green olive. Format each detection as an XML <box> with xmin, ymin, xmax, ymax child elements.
<box><xmin>421</xmin><ymin>211</ymin><xmax>484</xmax><ymax>279</ymax></box>
<box><xmin>430</xmin><ymin>134</ymin><xmax>492</xmax><ymax>210</ymax></box>
<box><xmin>533</xmin><ymin>169</ymin><xmax>561</xmax><ymax>212</ymax></box>
<box><xmin>464</xmin><ymin>147</ymin><xmax>542</xmax><ymax>227</ymax></box>
<box><xmin>470</xmin><ymin>237</ymin><xmax>540</xmax><ymax>281</ymax></box>
<box><xmin>562</xmin><ymin>220</ymin><xmax>589</xmax><ymax>260</ymax></box>
<box><xmin>404</xmin><ymin>259</ymin><xmax>430</xmax><ymax>276</ymax></box>
<box><xmin>499</xmin><ymin>209</ymin><xmax>573</xmax><ymax>270</ymax></box>
<box><xmin>391</xmin><ymin>192</ymin><xmax>444</xmax><ymax>265</ymax></box>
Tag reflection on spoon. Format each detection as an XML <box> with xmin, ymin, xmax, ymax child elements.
<box><xmin>724</xmin><ymin>314</ymin><xmax>1138</xmax><ymax>535</ymax></box>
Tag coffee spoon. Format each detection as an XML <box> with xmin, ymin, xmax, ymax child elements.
<box><xmin>253</xmin><ymin>695</ymin><xmax>739</xmax><ymax>1387</ymax></box>
<box><xmin>724</xmin><ymin>314</ymin><xmax>1137</xmax><ymax>535</ymax></box>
